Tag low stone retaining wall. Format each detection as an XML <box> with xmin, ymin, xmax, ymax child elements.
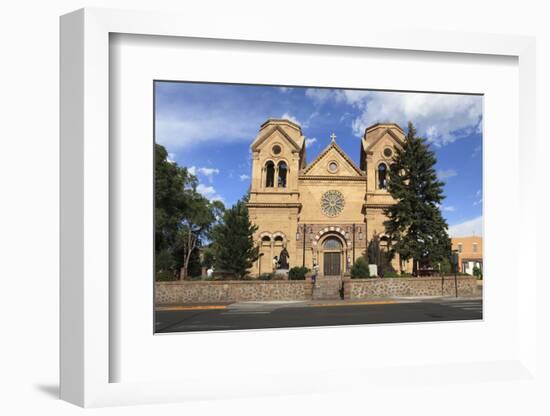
<box><xmin>156</xmin><ymin>280</ymin><xmax>314</xmax><ymax>305</ymax></box>
<box><xmin>343</xmin><ymin>276</ymin><xmax>478</xmax><ymax>300</ymax></box>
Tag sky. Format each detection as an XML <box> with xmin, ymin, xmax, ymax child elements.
<box><xmin>155</xmin><ymin>82</ymin><xmax>483</xmax><ymax>237</ymax></box>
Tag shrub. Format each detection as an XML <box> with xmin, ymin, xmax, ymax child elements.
<box><xmin>258</xmin><ymin>273</ymin><xmax>273</xmax><ymax>281</ymax></box>
<box><xmin>473</xmin><ymin>266</ymin><xmax>483</xmax><ymax>279</ymax></box>
<box><xmin>383</xmin><ymin>271</ymin><xmax>399</xmax><ymax>278</ymax></box>
<box><xmin>289</xmin><ymin>266</ymin><xmax>309</xmax><ymax>280</ymax></box>
<box><xmin>350</xmin><ymin>258</ymin><xmax>370</xmax><ymax>279</ymax></box>
<box><xmin>156</xmin><ymin>269</ymin><xmax>177</xmax><ymax>281</ymax></box>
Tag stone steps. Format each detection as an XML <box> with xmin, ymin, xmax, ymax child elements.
<box><xmin>312</xmin><ymin>276</ymin><xmax>342</xmax><ymax>300</ymax></box>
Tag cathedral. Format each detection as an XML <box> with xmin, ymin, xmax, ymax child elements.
<box><xmin>247</xmin><ymin>118</ymin><xmax>410</xmax><ymax>277</ymax></box>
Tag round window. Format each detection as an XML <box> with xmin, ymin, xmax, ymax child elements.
<box><xmin>383</xmin><ymin>148</ymin><xmax>393</xmax><ymax>158</ymax></box>
<box><xmin>328</xmin><ymin>161</ymin><xmax>338</xmax><ymax>173</ymax></box>
<box><xmin>272</xmin><ymin>145</ymin><xmax>282</xmax><ymax>155</ymax></box>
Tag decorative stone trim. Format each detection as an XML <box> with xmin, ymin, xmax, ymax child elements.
<box><xmin>299</xmin><ymin>175</ymin><xmax>367</xmax><ymax>181</ymax></box>
<box><xmin>247</xmin><ymin>202</ymin><xmax>302</xmax><ymax>208</ymax></box>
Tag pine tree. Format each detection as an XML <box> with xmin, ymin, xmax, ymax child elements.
<box><xmin>383</xmin><ymin>122</ymin><xmax>451</xmax><ymax>275</ymax></box>
<box><xmin>211</xmin><ymin>200</ymin><xmax>259</xmax><ymax>279</ymax></box>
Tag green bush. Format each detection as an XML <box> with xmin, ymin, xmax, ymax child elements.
<box><xmin>288</xmin><ymin>266</ymin><xmax>309</xmax><ymax>280</ymax></box>
<box><xmin>400</xmin><ymin>272</ymin><xmax>412</xmax><ymax>277</ymax></box>
<box><xmin>258</xmin><ymin>273</ymin><xmax>274</xmax><ymax>281</ymax></box>
<box><xmin>350</xmin><ymin>258</ymin><xmax>370</xmax><ymax>279</ymax></box>
<box><xmin>473</xmin><ymin>266</ymin><xmax>483</xmax><ymax>279</ymax></box>
<box><xmin>383</xmin><ymin>271</ymin><xmax>399</xmax><ymax>278</ymax></box>
<box><xmin>156</xmin><ymin>269</ymin><xmax>177</xmax><ymax>281</ymax></box>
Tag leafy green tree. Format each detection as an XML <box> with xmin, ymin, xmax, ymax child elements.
<box><xmin>383</xmin><ymin>122</ymin><xmax>452</xmax><ymax>275</ymax></box>
<box><xmin>155</xmin><ymin>143</ymin><xmax>225</xmax><ymax>280</ymax></box>
<box><xmin>211</xmin><ymin>200</ymin><xmax>259</xmax><ymax>279</ymax></box>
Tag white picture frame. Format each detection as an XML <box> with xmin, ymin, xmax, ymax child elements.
<box><xmin>60</xmin><ymin>8</ymin><xmax>537</xmax><ymax>408</ymax></box>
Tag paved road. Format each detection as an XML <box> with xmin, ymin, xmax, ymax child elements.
<box><xmin>155</xmin><ymin>298</ymin><xmax>482</xmax><ymax>333</ymax></box>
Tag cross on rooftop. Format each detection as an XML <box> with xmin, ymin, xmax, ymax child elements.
<box><xmin>330</xmin><ymin>133</ymin><xmax>337</xmax><ymax>141</ymax></box>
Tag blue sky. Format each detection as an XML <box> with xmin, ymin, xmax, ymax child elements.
<box><xmin>155</xmin><ymin>82</ymin><xmax>483</xmax><ymax>237</ymax></box>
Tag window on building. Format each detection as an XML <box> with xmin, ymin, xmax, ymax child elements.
<box><xmin>277</xmin><ymin>161</ymin><xmax>287</xmax><ymax>187</ymax></box>
<box><xmin>261</xmin><ymin>236</ymin><xmax>271</xmax><ymax>244</ymax></box>
<box><xmin>323</xmin><ymin>237</ymin><xmax>342</xmax><ymax>250</ymax></box>
<box><xmin>378</xmin><ymin>163</ymin><xmax>388</xmax><ymax>189</ymax></box>
<box><xmin>265</xmin><ymin>161</ymin><xmax>275</xmax><ymax>187</ymax></box>
<box><xmin>458</xmin><ymin>243</ymin><xmax>463</xmax><ymax>253</ymax></box>
<box><xmin>473</xmin><ymin>243</ymin><xmax>478</xmax><ymax>253</ymax></box>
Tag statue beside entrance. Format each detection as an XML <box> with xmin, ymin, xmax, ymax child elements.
<box><xmin>278</xmin><ymin>246</ymin><xmax>290</xmax><ymax>269</ymax></box>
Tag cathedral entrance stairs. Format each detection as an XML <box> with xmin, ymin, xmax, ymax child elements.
<box><xmin>312</xmin><ymin>275</ymin><xmax>343</xmax><ymax>300</ymax></box>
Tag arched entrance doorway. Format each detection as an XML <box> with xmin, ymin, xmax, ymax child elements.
<box><xmin>321</xmin><ymin>236</ymin><xmax>344</xmax><ymax>276</ymax></box>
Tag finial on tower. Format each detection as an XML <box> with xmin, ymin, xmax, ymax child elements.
<box><xmin>330</xmin><ymin>132</ymin><xmax>337</xmax><ymax>142</ymax></box>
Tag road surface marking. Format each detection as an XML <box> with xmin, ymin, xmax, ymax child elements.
<box><xmin>156</xmin><ymin>305</ymin><xmax>227</xmax><ymax>311</ymax></box>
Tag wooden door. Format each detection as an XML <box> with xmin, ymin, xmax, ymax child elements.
<box><xmin>324</xmin><ymin>252</ymin><xmax>341</xmax><ymax>276</ymax></box>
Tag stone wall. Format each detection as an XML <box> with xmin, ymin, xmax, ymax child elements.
<box><xmin>156</xmin><ymin>280</ymin><xmax>314</xmax><ymax>305</ymax></box>
<box><xmin>343</xmin><ymin>276</ymin><xmax>478</xmax><ymax>300</ymax></box>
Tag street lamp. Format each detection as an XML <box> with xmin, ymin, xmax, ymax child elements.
<box><xmin>451</xmin><ymin>250</ymin><xmax>459</xmax><ymax>297</ymax></box>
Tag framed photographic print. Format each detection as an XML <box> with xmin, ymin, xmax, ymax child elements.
<box><xmin>60</xmin><ymin>8</ymin><xmax>537</xmax><ymax>408</ymax></box>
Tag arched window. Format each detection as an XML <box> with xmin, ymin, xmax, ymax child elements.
<box><xmin>378</xmin><ymin>163</ymin><xmax>388</xmax><ymax>189</ymax></box>
<box><xmin>261</xmin><ymin>235</ymin><xmax>271</xmax><ymax>243</ymax></box>
<box><xmin>265</xmin><ymin>161</ymin><xmax>275</xmax><ymax>187</ymax></box>
<box><xmin>274</xmin><ymin>235</ymin><xmax>284</xmax><ymax>243</ymax></box>
<box><xmin>277</xmin><ymin>161</ymin><xmax>287</xmax><ymax>188</ymax></box>
<box><xmin>323</xmin><ymin>237</ymin><xmax>342</xmax><ymax>250</ymax></box>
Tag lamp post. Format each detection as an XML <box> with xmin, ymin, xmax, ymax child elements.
<box><xmin>451</xmin><ymin>250</ymin><xmax>459</xmax><ymax>297</ymax></box>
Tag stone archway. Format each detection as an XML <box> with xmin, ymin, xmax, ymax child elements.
<box><xmin>316</xmin><ymin>233</ymin><xmax>348</xmax><ymax>277</ymax></box>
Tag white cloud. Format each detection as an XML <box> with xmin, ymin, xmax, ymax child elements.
<box><xmin>281</xmin><ymin>112</ymin><xmax>302</xmax><ymax>126</ymax></box>
<box><xmin>239</xmin><ymin>174</ymin><xmax>250</xmax><ymax>181</ymax></box>
<box><xmin>305</xmin><ymin>89</ymin><xmax>482</xmax><ymax>147</ymax></box>
<box><xmin>448</xmin><ymin>216</ymin><xmax>483</xmax><ymax>237</ymax></box>
<box><xmin>188</xmin><ymin>166</ymin><xmax>220</xmax><ymax>183</ymax></box>
<box><xmin>305</xmin><ymin>88</ymin><xmax>342</xmax><ymax>103</ymax></box>
<box><xmin>196</xmin><ymin>184</ymin><xmax>224</xmax><ymax>203</ymax></box>
<box><xmin>437</xmin><ymin>169</ymin><xmax>458</xmax><ymax>180</ymax></box>
<box><xmin>442</xmin><ymin>205</ymin><xmax>456</xmax><ymax>212</ymax></box>
<box><xmin>156</xmin><ymin>112</ymin><xmax>258</xmax><ymax>150</ymax></box>
<box><xmin>277</xmin><ymin>87</ymin><xmax>293</xmax><ymax>93</ymax></box>
<box><xmin>305</xmin><ymin>137</ymin><xmax>317</xmax><ymax>147</ymax></box>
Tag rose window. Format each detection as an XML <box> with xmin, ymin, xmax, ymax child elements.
<box><xmin>320</xmin><ymin>190</ymin><xmax>345</xmax><ymax>217</ymax></box>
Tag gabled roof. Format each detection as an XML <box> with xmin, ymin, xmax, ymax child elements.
<box><xmin>362</xmin><ymin>126</ymin><xmax>405</xmax><ymax>153</ymax></box>
<box><xmin>303</xmin><ymin>138</ymin><xmax>364</xmax><ymax>176</ymax></box>
<box><xmin>250</xmin><ymin>122</ymin><xmax>303</xmax><ymax>152</ymax></box>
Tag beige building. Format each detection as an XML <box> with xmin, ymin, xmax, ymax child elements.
<box><xmin>247</xmin><ymin>118</ymin><xmax>410</xmax><ymax>277</ymax></box>
<box><xmin>451</xmin><ymin>236</ymin><xmax>483</xmax><ymax>275</ymax></box>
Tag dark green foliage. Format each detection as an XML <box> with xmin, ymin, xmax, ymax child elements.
<box><xmin>350</xmin><ymin>257</ymin><xmax>370</xmax><ymax>279</ymax></box>
<box><xmin>383</xmin><ymin>122</ymin><xmax>452</xmax><ymax>275</ymax></box>
<box><xmin>210</xmin><ymin>200</ymin><xmax>259</xmax><ymax>279</ymax></box>
<box><xmin>473</xmin><ymin>266</ymin><xmax>483</xmax><ymax>279</ymax></box>
<box><xmin>155</xmin><ymin>143</ymin><xmax>225</xmax><ymax>280</ymax></box>
<box><xmin>367</xmin><ymin>235</ymin><xmax>394</xmax><ymax>276</ymax></box>
<box><xmin>288</xmin><ymin>266</ymin><xmax>309</xmax><ymax>280</ymax></box>
<box><xmin>201</xmin><ymin>246</ymin><xmax>215</xmax><ymax>269</ymax></box>
<box><xmin>439</xmin><ymin>257</ymin><xmax>452</xmax><ymax>274</ymax></box>
<box><xmin>383</xmin><ymin>271</ymin><xmax>399</xmax><ymax>278</ymax></box>
<box><xmin>258</xmin><ymin>273</ymin><xmax>274</xmax><ymax>281</ymax></box>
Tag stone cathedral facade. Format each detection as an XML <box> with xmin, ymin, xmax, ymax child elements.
<box><xmin>247</xmin><ymin>118</ymin><xmax>410</xmax><ymax>277</ymax></box>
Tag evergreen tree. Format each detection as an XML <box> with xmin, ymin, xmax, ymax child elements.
<box><xmin>383</xmin><ymin>122</ymin><xmax>451</xmax><ymax>275</ymax></box>
<box><xmin>211</xmin><ymin>200</ymin><xmax>259</xmax><ymax>279</ymax></box>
